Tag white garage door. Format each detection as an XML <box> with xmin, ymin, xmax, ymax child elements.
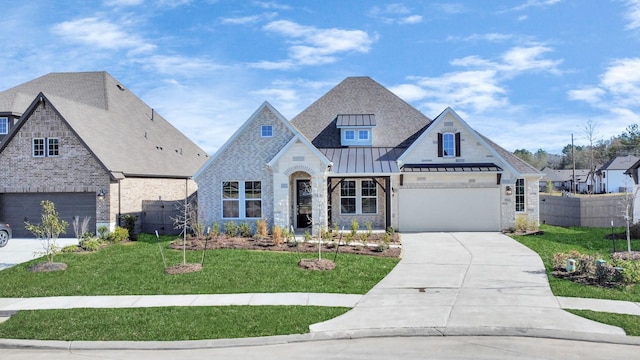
<box><xmin>398</xmin><ymin>188</ymin><xmax>500</xmax><ymax>232</ymax></box>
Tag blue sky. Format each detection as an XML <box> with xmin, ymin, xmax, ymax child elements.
<box><xmin>1</xmin><ymin>1</ymin><xmax>640</xmax><ymax>155</ymax></box>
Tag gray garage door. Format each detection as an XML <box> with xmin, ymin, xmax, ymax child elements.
<box><xmin>398</xmin><ymin>188</ymin><xmax>500</xmax><ymax>232</ymax></box>
<box><xmin>0</xmin><ymin>193</ymin><xmax>96</xmax><ymax>238</ymax></box>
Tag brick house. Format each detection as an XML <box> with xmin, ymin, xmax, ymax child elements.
<box><xmin>195</xmin><ymin>77</ymin><xmax>541</xmax><ymax>234</ymax></box>
<box><xmin>0</xmin><ymin>72</ymin><xmax>208</xmax><ymax>237</ymax></box>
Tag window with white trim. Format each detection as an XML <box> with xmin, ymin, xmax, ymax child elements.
<box><xmin>515</xmin><ymin>178</ymin><xmax>525</xmax><ymax>212</ymax></box>
<box><xmin>0</xmin><ymin>117</ymin><xmax>8</xmax><ymax>134</ymax></box>
<box><xmin>361</xmin><ymin>180</ymin><xmax>377</xmax><ymax>214</ymax></box>
<box><xmin>345</xmin><ymin>130</ymin><xmax>355</xmax><ymax>140</ymax></box>
<box><xmin>33</xmin><ymin>138</ymin><xmax>45</xmax><ymax>157</ymax></box>
<box><xmin>340</xmin><ymin>180</ymin><xmax>377</xmax><ymax>215</ymax></box>
<box><xmin>222</xmin><ymin>181</ymin><xmax>262</xmax><ymax>218</ymax></box>
<box><xmin>443</xmin><ymin>133</ymin><xmax>455</xmax><ymax>157</ymax></box>
<box><xmin>47</xmin><ymin>138</ymin><xmax>59</xmax><ymax>157</ymax></box>
<box><xmin>261</xmin><ymin>125</ymin><xmax>273</xmax><ymax>137</ymax></box>
<box><xmin>358</xmin><ymin>130</ymin><xmax>369</xmax><ymax>140</ymax></box>
<box><xmin>340</xmin><ymin>180</ymin><xmax>356</xmax><ymax>214</ymax></box>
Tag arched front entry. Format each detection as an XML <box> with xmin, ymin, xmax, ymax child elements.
<box><xmin>290</xmin><ymin>171</ymin><xmax>312</xmax><ymax>229</ymax></box>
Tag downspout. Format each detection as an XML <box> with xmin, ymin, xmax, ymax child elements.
<box><xmin>118</xmin><ymin>179</ymin><xmax>122</xmax><ymax>227</ymax></box>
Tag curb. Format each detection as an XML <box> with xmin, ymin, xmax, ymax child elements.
<box><xmin>2</xmin><ymin>326</ymin><xmax>639</xmax><ymax>350</ymax></box>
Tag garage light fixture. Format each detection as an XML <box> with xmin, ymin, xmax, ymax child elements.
<box><xmin>97</xmin><ymin>189</ymin><xmax>106</xmax><ymax>200</ymax></box>
<box><xmin>505</xmin><ymin>186</ymin><xmax>512</xmax><ymax>196</ymax></box>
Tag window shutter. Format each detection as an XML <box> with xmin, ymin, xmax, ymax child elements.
<box><xmin>437</xmin><ymin>133</ymin><xmax>443</xmax><ymax>157</ymax></box>
<box><xmin>455</xmin><ymin>133</ymin><xmax>461</xmax><ymax>157</ymax></box>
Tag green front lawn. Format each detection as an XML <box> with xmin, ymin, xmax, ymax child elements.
<box><xmin>0</xmin><ymin>233</ymin><xmax>399</xmax><ymax>298</ymax></box>
<box><xmin>512</xmin><ymin>224</ymin><xmax>640</xmax><ymax>302</ymax></box>
<box><xmin>0</xmin><ymin>306</ymin><xmax>350</xmax><ymax>341</ymax></box>
<box><xmin>566</xmin><ymin>310</ymin><xmax>640</xmax><ymax>336</ymax></box>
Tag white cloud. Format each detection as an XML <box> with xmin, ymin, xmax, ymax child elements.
<box><xmin>257</xmin><ymin>20</ymin><xmax>376</xmax><ymax>67</ymax></box>
<box><xmin>220</xmin><ymin>12</ymin><xmax>277</xmax><ymax>25</ymax></box>
<box><xmin>390</xmin><ymin>44</ymin><xmax>562</xmax><ymax>116</ymax></box>
<box><xmin>567</xmin><ymin>87</ymin><xmax>606</xmax><ymax>103</ymax></box>
<box><xmin>51</xmin><ymin>17</ymin><xmax>156</xmax><ymax>53</ymax></box>
<box><xmin>569</xmin><ymin>58</ymin><xmax>640</xmax><ymax>109</ymax></box>
<box><xmin>399</xmin><ymin>15</ymin><xmax>423</xmax><ymax>24</ymax></box>
<box><xmin>433</xmin><ymin>3</ymin><xmax>467</xmax><ymax>14</ymax></box>
<box><xmin>103</xmin><ymin>0</ymin><xmax>143</xmax><ymax>6</ymax></box>
<box><xmin>510</xmin><ymin>0</ymin><xmax>562</xmax><ymax>12</ymax></box>
<box><xmin>253</xmin><ymin>1</ymin><xmax>292</xmax><ymax>10</ymax></box>
<box><xmin>137</xmin><ymin>55</ymin><xmax>227</xmax><ymax>75</ymax></box>
<box><xmin>368</xmin><ymin>3</ymin><xmax>423</xmax><ymax>24</ymax></box>
<box><xmin>623</xmin><ymin>0</ymin><xmax>640</xmax><ymax>30</ymax></box>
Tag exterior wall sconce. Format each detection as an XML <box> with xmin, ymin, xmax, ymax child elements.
<box><xmin>505</xmin><ymin>186</ymin><xmax>512</xmax><ymax>196</ymax></box>
<box><xmin>97</xmin><ymin>189</ymin><xmax>106</xmax><ymax>200</ymax></box>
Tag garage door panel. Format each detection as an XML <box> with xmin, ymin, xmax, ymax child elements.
<box><xmin>0</xmin><ymin>193</ymin><xmax>96</xmax><ymax>238</ymax></box>
<box><xmin>398</xmin><ymin>188</ymin><xmax>500</xmax><ymax>232</ymax></box>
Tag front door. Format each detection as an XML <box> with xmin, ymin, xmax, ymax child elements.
<box><xmin>296</xmin><ymin>179</ymin><xmax>312</xmax><ymax>228</ymax></box>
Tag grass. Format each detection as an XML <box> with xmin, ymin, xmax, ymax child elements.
<box><xmin>512</xmin><ymin>224</ymin><xmax>640</xmax><ymax>302</ymax></box>
<box><xmin>566</xmin><ymin>310</ymin><xmax>640</xmax><ymax>336</ymax></box>
<box><xmin>0</xmin><ymin>233</ymin><xmax>399</xmax><ymax>298</ymax></box>
<box><xmin>0</xmin><ymin>306</ymin><xmax>350</xmax><ymax>341</ymax></box>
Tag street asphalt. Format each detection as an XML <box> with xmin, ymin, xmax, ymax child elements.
<box><xmin>0</xmin><ymin>232</ymin><xmax>639</xmax><ymax>351</ymax></box>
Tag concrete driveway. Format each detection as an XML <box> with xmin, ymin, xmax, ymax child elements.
<box><xmin>0</xmin><ymin>238</ymin><xmax>78</xmax><ymax>270</ymax></box>
<box><xmin>311</xmin><ymin>232</ymin><xmax>625</xmax><ymax>337</ymax></box>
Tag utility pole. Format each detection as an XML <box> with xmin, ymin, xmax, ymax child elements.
<box><xmin>572</xmin><ymin>133</ymin><xmax>576</xmax><ymax>194</ymax></box>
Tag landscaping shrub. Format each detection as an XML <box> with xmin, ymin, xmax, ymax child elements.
<box><xmin>225</xmin><ymin>221</ymin><xmax>238</xmax><ymax>237</ymax></box>
<box><xmin>612</xmin><ymin>259</ymin><xmax>640</xmax><ymax>284</ymax></box>
<box><xmin>97</xmin><ymin>226</ymin><xmax>109</xmax><ymax>241</ymax></box>
<box><xmin>272</xmin><ymin>225</ymin><xmax>283</xmax><ymax>245</ymax></box>
<box><xmin>80</xmin><ymin>238</ymin><xmax>101</xmax><ymax>252</ymax></box>
<box><xmin>109</xmin><ymin>226</ymin><xmax>129</xmax><ymax>243</ymax></box>
<box><xmin>61</xmin><ymin>245</ymin><xmax>79</xmax><ymax>253</ymax></box>
<box><xmin>350</xmin><ymin>219</ymin><xmax>359</xmax><ymax>237</ymax></box>
<box><xmin>239</xmin><ymin>221</ymin><xmax>251</xmax><ymax>237</ymax></box>
<box><xmin>120</xmin><ymin>214</ymin><xmax>138</xmax><ymax>241</ymax></box>
<box><xmin>210</xmin><ymin>222</ymin><xmax>220</xmax><ymax>238</ymax></box>
<box><xmin>630</xmin><ymin>222</ymin><xmax>640</xmax><ymax>239</ymax></box>
<box><xmin>256</xmin><ymin>219</ymin><xmax>267</xmax><ymax>238</ymax></box>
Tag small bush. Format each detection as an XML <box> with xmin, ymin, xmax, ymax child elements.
<box><xmin>303</xmin><ymin>230</ymin><xmax>311</xmax><ymax>242</ymax></box>
<box><xmin>238</xmin><ymin>221</ymin><xmax>251</xmax><ymax>237</ymax></box>
<box><xmin>97</xmin><ymin>226</ymin><xmax>109</xmax><ymax>240</ymax></box>
<box><xmin>350</xmin><ymin>219</ymin><xmax>359</xmax><ymax>236</ymax></box>
<box><xmin>612</xmin><ymin>259</ymin><xmax>640</xmax><ymax>284</ymax></box>
<box><xmin>80</xmin><ymin>238</ymin><xmax>101</xmax><ymax>252</ymax></box>
<box><xmin>61</xmin><ymin>244</ymin><xmax>79</xmax><ymax>253</ymax></box>
<box><xmin>225</xmin><ymin>221</ymin><xmax>238</xmax><ymax>237</ymax></box>
<box><xmin>120</xmin><ymin>214</ymin><xmax>138</xmax><ymax>241</ymax></box>
<box><xmin>109</xmin><ymin>226</ymin><xmax>129</xmax><ymax>243</ymax></box>
<box><xmin>256</xmin><ymin>219</ymin><xmax>268</xmax><ymax>238</ymax></box>
<box><xmin>210</xmin><ymin>222</ymin><xmax>220</xmax><ymax>238</ymax></box>
<box><xmin>374</xmin><ymin>243</ymin><xmax>389</xmax><ymax>252</ymax></box>
<box><xmin>365</xmin><ymin>221</ymin><xmax>373</xmax><ymax>238</ymax></box>
<box><xmin>272</xmin><ymin>225</ymin><xmax>283</xmax><ymax>245</ymax></box>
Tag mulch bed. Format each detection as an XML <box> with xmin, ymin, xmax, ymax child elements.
<box><xmin>298</xmin><ymin>258</ymin><xmax>336</xmax><ymax>271</ymax></box>
<box><xmin>29</xmin><ymin>262</ymin><xmax>68</xmax><ymax>272</ymax></box>
<box><xmin>165</xmin><ymin>263</ymin><xmax>203</xmax><ymax>275</ymax></box>
<box><xmin>551</xmin><ymin>270</ymin><xmax>621</xmax><ymax>288</ymax></box>
<box><xmin>169</xmin><ymin>234</ymin><xmax>401</xmax><ymax>258</ymax></box>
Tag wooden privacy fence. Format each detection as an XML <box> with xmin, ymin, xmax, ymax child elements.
<box><xmin>141</xmin><ymin>200</ymin><xmax>184</xmax><ymax>235</ymax></box>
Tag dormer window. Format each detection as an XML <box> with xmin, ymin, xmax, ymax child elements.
<box><xmin>438</xmin><ymin>132</ymin><xmax>461</xmax><ymax>158</ymax></box>
<box><xmin>336</xmin><ymin>114</ymin><xmax>376</xmax><ymax>147</ymax></box>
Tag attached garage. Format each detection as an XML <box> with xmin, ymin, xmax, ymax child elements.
<box><xmin>0</xmin><ymin>193</ymin><xmax>96</xmax><ymax>238</ymax></box>
<box><xmin>397</xmin><ymin>187</ymin><xmax>501</xmax><ymax>232</ymax></box>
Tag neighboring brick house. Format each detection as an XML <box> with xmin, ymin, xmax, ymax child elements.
<box><xmin>0</xmin><ymin>72</ymin><xmax>208</xmax><ymax>237</ymax></box>
<box><xmin>195</xmin><ymin>77</ymin><xmax>542</xmax><ymax>234</ymax></box>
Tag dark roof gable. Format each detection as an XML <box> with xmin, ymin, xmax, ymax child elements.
<box><xmin>291</xmin><ymin>77</ymin><xmax>432</xmax><ymax>149</ymax></box>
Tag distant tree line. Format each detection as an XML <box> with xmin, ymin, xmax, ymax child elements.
<box><xmin>513</xmin><ymin>123</ymin><xmax>640</xmax><ymax>170</ymax></box>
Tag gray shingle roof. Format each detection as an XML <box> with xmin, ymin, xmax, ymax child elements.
<box><xmin>600</xmin><ymin>155</ymin><xmax>640</xmax><ymax>171</ymax></box>
<box><xmin>0</xmin><ymin>72</ymin><xmax>207</xmax><ymax>178</ymax></box>
<box><xmin>291</xmin><ymin>77</ymin><xmax>432</xmax><ymax>148</ymax></box>
<box><xmin>478</xmin><ymin>134</ymin><xmax>541</xmax><ymax>175</ymax></box>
